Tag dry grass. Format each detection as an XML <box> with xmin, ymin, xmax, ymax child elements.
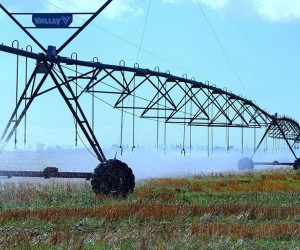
<box><xmin>1</xmin><ymin>203</ymin><xmax>300</xmax><ymax>223</ymax></box>
<box><xmin>0</xmin><ymin>169</ymin><xmax>300</xmax><ymax>248</ymax></box>
<box><xmin>0</xmin><ymin>221</ymin><xmax>299</xmax><ymax>248</ymax></box>
<box><xmin>191</xmin><ymin>222</ymin><xmax>300</xmax><ymax>239</ymax></box>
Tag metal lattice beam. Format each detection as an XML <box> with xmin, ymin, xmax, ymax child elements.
<box><xmin>0</xmin><ymin>0</ymin><xmax>299</xmax><ymax>166</ymax></box>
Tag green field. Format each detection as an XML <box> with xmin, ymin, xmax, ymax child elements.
<box><xmin>0</xmin><ymin>168</ymin><xmax>300</xmax><ymax>249</ymax></box>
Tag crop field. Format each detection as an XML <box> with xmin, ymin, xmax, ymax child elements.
<box><xmin>0</xmin><ymin>168</ymin><xmax>300</xmax><ymax>249</ymax></box>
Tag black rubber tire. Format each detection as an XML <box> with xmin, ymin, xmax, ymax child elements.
<box><xmin>91</xmin><ymin>159</ymin><xmax>135</xmax><ymax>197</ymax></box>
<box><xmin>293</xmin><ymin>158</ymin><xmax>300</xmax><ymax>170</ymax></box>
<box><xmin>237</xmin><ymin>157</ymin><xmax>254</xmax><ymax>170</ymax></box>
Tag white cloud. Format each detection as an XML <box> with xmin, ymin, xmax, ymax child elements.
<box><xmin>252</xmin><ymin>0</ymin><xmax>300</xmax><ymax>22</ymax></box>
<box><xmin>163</xmin><ymin>0</ymin><xmax>300</xmax><ymax>23</ymax></box>
<box><xmin>43</xmin><ymin>0</ymin><xmax>143</xmax><ymax>20</ymax></box>
<box><xmin>104</xmin><ymin>0</ymin><xmax>144</xmax><ymax>20</ymax></box>
<box><xmin>162</xmin><ymin>0</ymin><xmax>230</xmax><ymax>11</ymax></box>
<box><xmin>196</xmin><ymin>0</ymin><xmax>229</xmax><ymax>10</ymax></box>
<box><xmin>163</xmin><ymin>0</ymin><xmax>185</xmax><ymax>4</ymax></box>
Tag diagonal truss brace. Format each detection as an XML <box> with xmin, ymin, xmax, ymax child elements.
<box><xmin>0</xmin><ymin>65</ymin><xmax>48</xmax><ymax>150</ymax></box>
<box><xmin>252</xmin><ymin>114</ymin><xmax>298</xmax><ymax>160</ymax></box>
<box><xmin>0</xmin><ymin>0</ymin><xmax>113</xmax><ymax>54</ymax></box>
<box><xmin>49</xmin><ymin>63</ymin><xmax>106</xmax><ymax>162</ymax></box>
<box><xmin>0</xmin><ymin>58</ymin><xmax>106</xmax><ymax>162</ymax></box>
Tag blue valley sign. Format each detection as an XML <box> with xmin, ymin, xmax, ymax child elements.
<box><xmin>32</xmin><ymin>13</ymin><xmax>73</xmax><ymax>28</ymax></box>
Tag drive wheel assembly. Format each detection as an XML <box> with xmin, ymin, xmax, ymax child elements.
<box><xmin>293</xmin><ymin>158</ymin><xmax>300</xmax><ymax>170</ymax></box>
<box><xmin>91</xmin><ymin>159</ymin><xmax>135</xmax><ymax>197</ymax></box>
<box><xmin>237</xmin><ymin>157</ymin><xmax>254</xmax><ymax>170</ymax></box>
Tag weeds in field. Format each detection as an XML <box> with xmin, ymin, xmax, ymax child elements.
<box><xmin>1</xmin><ymin>203</ymin><xmax>299</xmax><ymax>224</ymax></box>
<box><xmin>0</xmin><ymin>168</ymin><xmax>300</xmax><ymax>249</ymax></box>
<box><xmin>191</xmin><ymin>222</ymin><xmax>300</xmax><ymax>239</ymax></box>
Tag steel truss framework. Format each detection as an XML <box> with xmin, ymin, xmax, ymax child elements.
<box><xmin>0</xmin><ymin>1</ymin><xmax>299</xmax><ymax>177</ymax></box>
<box><xmin>1</xmin><ymin>43</ymin><xmax>299</xmax><ymax>159</ymax></box>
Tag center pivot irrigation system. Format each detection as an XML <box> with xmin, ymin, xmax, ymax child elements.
<box><xmin>0</xmin><ymin>1</ymin><xmax>300</xmax><ymax>196</ymax></box>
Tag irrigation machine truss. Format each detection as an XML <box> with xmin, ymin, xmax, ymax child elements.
<box><xmin>0</xmin><ymin>1</ymin><xmax>299</xmax><ymax>196</ymax></box>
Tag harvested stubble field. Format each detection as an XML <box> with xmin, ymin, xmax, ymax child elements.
<box><xmin>0</xmin><ymin>168</ymin><xmax>300</xmax><ymax>249</ymax></box>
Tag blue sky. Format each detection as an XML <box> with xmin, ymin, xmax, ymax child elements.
<box><xmin>0</xmin><ymin>0</ymin><xmax>300</xmax><ymax>151</ymax></box>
